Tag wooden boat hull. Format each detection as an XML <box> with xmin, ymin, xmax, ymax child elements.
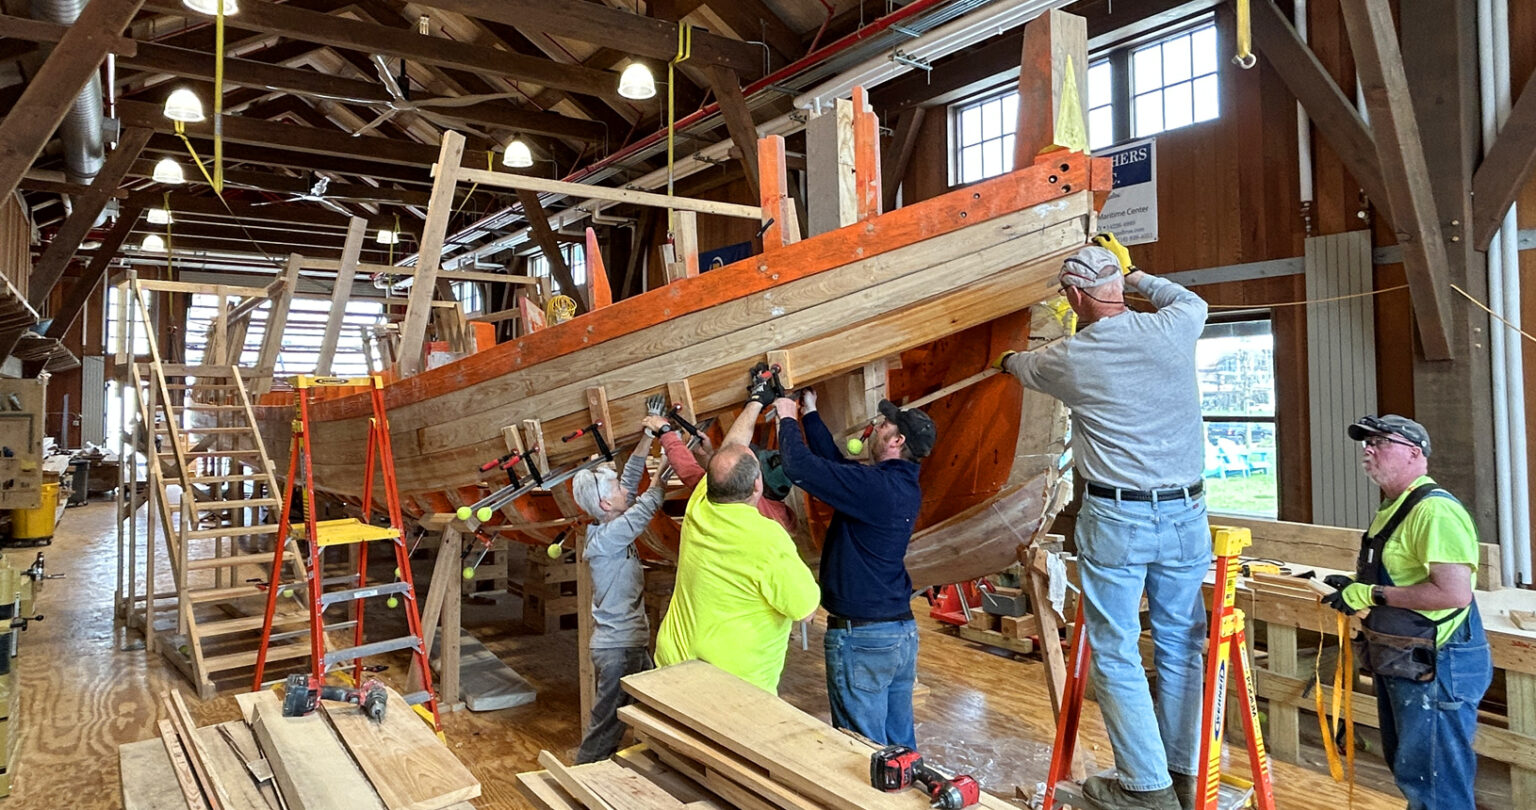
<box><xmin>253</xmin><ymin>151</ymin><xmax>1108</xmax><ymax>581</ymax></box>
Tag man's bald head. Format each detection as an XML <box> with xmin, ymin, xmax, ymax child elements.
<box><xmin>706</xmin><ymin>444</ymin><xmax>761</xmax><ymax>504</ymax></box>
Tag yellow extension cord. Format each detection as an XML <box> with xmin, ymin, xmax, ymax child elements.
<box><xmin>1315</xmin><ymin>611</ymin><xmax>1357</xmax><ymax>803</ymax></box>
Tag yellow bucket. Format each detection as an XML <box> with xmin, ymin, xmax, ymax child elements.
<box><xmin>12</xmin><ymin>482</ymin><xmax>58</xmax><ymax>541</ymax></box>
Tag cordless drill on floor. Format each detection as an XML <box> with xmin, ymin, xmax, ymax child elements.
<box><xmin>282</xmin><ymin>674</ymin><xmax>388</xmax><ymax>722</ymax></box>
<box><xmin>871</xmin><ymin>745</ymin><xmax>982</xmax><ymax>809</ymax></box>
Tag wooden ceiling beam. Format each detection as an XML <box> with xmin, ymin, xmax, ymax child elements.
<box><xmin>28</xmin><ymin>129</ymin><xmax>153</xmax><ymax>310</ymax></box>
<box><xmin>138</xmin><ymin>134</ymin><xmax>435</xmax><ymax>186</ymax></box>
<box><xmin>0</xmin><ymin>13</ymin><xmax>139</xmax><ymax>57</ymax></box>
<box><xmin>705</xmin><ymin>66</ymin><xmax>760</xmax><ymax>200</ymax></box>
<box><xmin>0</xmin><ymin>0</ymin><xmax>145</xmax><ymax>204</ymax></box>
<box><xmin>1340</xmin><ymin>0</ymin><xmax>1454</xmax><ymax>360</ymax></box>
<box><xmin>118</xmin><ymin>98</ymin><xmax>497</xmax><ymax>170</ymax></box>
<box><xmin>122</xmin><ymin>229</ymin><xmax>395</xmax><ymax>262</ymax></box>
<box><xmin>136</xmin><ymin>191</ymin><xmax>401</xmax><ymax>230</ymax></box>
<box><xmin>144</xmin><ymin>0</ymin><xmax>627</xmax><ymax>102</ymax></box>
<box><xmin>697</xmin><ymin>0</ymin><xmax>801</xmax><ymax>66</ymax></box>
<box><xmin>409</xmin><ymin>0</ymin><xmax>764</xmax><ymax>78</ymax></box>
<box><xmin>44</xmin><ymin>203</ymin><xmax>146</xmax><ymax>342</ymax></box>
<box><xmin>1471</xmin><ymin>70</ymin><xmax>1536</xmax><ymax>251</ymax></box>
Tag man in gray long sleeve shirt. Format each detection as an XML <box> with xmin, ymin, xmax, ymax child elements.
<box><xmin>571</xmin><ymin>432</ymin><xmax>667</xmax><ymax>763</ymax></box>
<box><xmin>998</xmin><ymin>238</ymin><xmax>1209</xmax><ymax>810</ymax></box>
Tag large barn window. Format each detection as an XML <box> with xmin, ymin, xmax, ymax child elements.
<box><xmin>1131</xmin><ymin>22</ymin><xmax>1220</xmax><ymax>139</ymax></box>
<box><xmin>1197</xmin><ymin>314</ymin><xmax>1277</xmax><ymax>518</ymax></box>
<box><xmin>951</xmin><ymin>58</ymin><xmax>1114</xmax><ymax>184</ymax></box>
<box><xmin>183</xmin><ymin>294</ymin><xmax>386</xmax><ymax>377</ymax></box>
<box><xmin>527</xmin><ymin>243</ymin><xmax>587</xmax><ymax>292</ymax></box>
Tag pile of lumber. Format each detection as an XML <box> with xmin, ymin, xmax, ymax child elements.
<box><xmin>120</xmin><ymin>686</ymin><xmax>480</xmax><ymax>810</ymax></box>
<box><xmin>517</xmin><ymin>660</ymin><xmax>1015</xmax><ymax>809</ymax></box>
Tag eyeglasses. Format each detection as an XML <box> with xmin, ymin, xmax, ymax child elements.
<box><xmin>1361</xmin><ymin>435</ymin><xmax>1416</xmax><ymax>451</ymax></box>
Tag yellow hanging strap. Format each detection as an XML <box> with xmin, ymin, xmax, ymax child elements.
<box><xmin>1314</xmin><ymin>611</ymin><xmax>1357</xmax><ymax>798</ymax></box>
<box><xmin>1232</xmin><ymin>0</ymin><xmax>1256</xmax><ymax>69</ymax></box>
<box><xmin>212</xmin><ymin>0</ymin><xmax>226</xmax><ymax>192</ymax></box>
<box><xmin>163</xmin><ymin>191</ymin><xmax>174</xmax><ymax>278</ymax></box>
<box><xmin>667</xmin><ymin>23</ymin><xmax>692</xmax><ymax>202</ymax></box>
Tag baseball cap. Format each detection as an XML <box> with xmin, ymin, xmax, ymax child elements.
<box><xmin>753</xmin><ymin>446</ymin><xmax>792</xmax><ymax>501</ymax></box>
<box><xmin>878</xmin><ymin>399</ymin><xmax>937</xmax><ymax>459</ymax></box>
<box><xmin>1346</xmin><ymin>414</ymin><xmax>1431</xmax><ymax>456</ymax></box>
<box><xmin>1058</xmin><ymin>245</ymin><xmax>1122</xmax><ymax>289</ymax></box>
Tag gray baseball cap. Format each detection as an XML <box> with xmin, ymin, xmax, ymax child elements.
<box><xmin>1058</xmin><ymin>245</ymin><xmax>1122</xmax><ymax>289</ymax></box>
<box><xmin>1346</xmin><ymin>414</ymin><xmax>1431</xmax><ymax>456</ymax></box>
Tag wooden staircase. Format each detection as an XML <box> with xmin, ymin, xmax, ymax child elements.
<box><xmin>119</xmin><ymin>281</ymin><xmax>315</xmax><ymax>697</ymax></box>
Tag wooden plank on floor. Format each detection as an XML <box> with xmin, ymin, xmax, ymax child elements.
<box><xmin>537</xmin><ymin>750</ymin><xmax>616</xmax><ymax>810</ymax></box>
<box><xmin>320</xmin><ymin>686</ymin><xmax>481</xmax><ymax>810</ymax></box>
<box><xmin>249</xmin><ymin>689</ymin><xmax>386</xmax><ymax>810</ymax></box>
<box><xmin>517</xmin><ymin>771</ymin><xmax>584</xmax><ymax>810</ymax></box>
<box><xmin>121</xmin><ymin>737</ymin><xmax>196</xmax><ymax>810</ymax></box>
<box><xmin>617</xmin><ymin>705</ymin><xmax>820</xmax><ymax>810</ymax></box>
<box><xmin>157</xmin><ymin>718</ymin><xmax>210</xmax><ymax>810</ymax></box>
<box><xmin>639</xmin><ymin>741</ymin><xmax>779</xmax><ymax>810</ymax></box>
<box><xmin>623</xmin><ymin>661</ymin><xmax>1014</xmax><ymax>809</ymax></box>
<box><xmin>194</xmin><ymin>726</ymin><xmax>273</xmax><ymax>810</ymax></box>
<box><xmin>570</xmin><ymin>759</ymin><xmax>687</xmax><ymax>809</ymax></box>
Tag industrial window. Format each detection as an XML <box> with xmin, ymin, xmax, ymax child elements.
<box><xmin>951</xmin><ymin>58</ymin><xmax>1114</xmax><ymax>184</ymax></box>
<box><xmin>1131</xmin><ymin>22</ymin><xmax>1219</xmax><ymax>139</ymax></box>
<box><xmin>105</xmin><ymin>285</ymin><xmax>152</xmax><ymax>357</ymax></box>
<box><xmin>183</xmin><ymin>294</ymin><xmax>386</xmax><ymax>377</ymax></box>
<box><xmin>527</xmin><ymin>243</ymin><xmax>587</xmax><ymax>293</ymax></box>
<box><xmin>452</xmin><ymin>281</ymin><xmax>484</xmax><ymax>315</ymax></box>
<box><xmin>1197</xmin><ymin>314</ymin><xmax>1277</xmax><ymax>518</ymax></box>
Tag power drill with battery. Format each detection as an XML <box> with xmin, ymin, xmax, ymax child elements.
<box><xmin>282</xmin><ymin>673</ymin><xmax>388</xmax><ymax>722</ymax></box>
<box><xmin>870</xmin><ymin>745</ymin><xmax>982</xmax><ymax>809</ymax></box>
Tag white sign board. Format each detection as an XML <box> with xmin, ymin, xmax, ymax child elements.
<box><xmin>1096</xmin><ymin>138</ymin><xmax>1157</xmax><ymax>246</ymax></box>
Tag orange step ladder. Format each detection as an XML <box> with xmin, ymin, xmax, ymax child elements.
<box><xmin>1036</xmin><ymin>525</ymin><xmax>1275</xmax><ymax>810</ymax></box>
<box><xmin>251</xmin><ymin>375</ymin><xmax>440</xmax><ymax>731</ymax></box>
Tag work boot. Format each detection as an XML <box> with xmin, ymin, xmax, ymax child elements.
<box><xmin>1168</xmin><ymin>771</ymin><xmax>1196</xmax><ymax>810</ymax></box>
<box><xmin>1082</xmin><ymin>775</ymin><xmax>1182</xmax><ymax>810</ymax></box>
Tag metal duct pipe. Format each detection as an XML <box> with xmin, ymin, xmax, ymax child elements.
<box><xmin>32</xmin><ymin>0</ymin><xmax>106</xmax><ymax>186</ymax></box>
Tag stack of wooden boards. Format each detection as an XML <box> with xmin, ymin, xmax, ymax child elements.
<box><xmin>119</xmin><ymin>685</ymin><xmax>480</xmax><ymax>810</ymax></box>
<box><xmin>0</xmin><ymin>551</ymin><xmax>36</xmax><ymax>797</ymax></box>
<box><xmin>517</xmin><ymin>660</ymin><xmax>1016</xmax><ymax>810</ymax></box>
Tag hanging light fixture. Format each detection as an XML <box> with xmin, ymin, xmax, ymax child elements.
<box><xmin>502</xmin><ymin>138</ymin><xmax>534</xmax><ymax>168</ymax></box>
<box><xmin>140</xmin><ymin>234</ymin><xmax>166</xmax><ymax>252</ymax></box>
<box><xmin>152</xmin><ymin>158</ymin><xmax>186</xmax><ymax>184</ymax></box>
<box><xmin>162</xmin><ymin>87</ymin><xmax>205</xmax><ymax>122</ymax></box>
<box><xmin>182</xmin><ymin>0</ymin><xmax>239</xmax><ymax>15</ymax></box>
<box><xmin>618</xmin><ymin>62</ymin><xmax>656</xmax><ymax>100</ymax></box>
<box><xmin>147</xmin><ymin>208</ymin><xmax>173</xmax><ymax>225</ymax></box>
<box><xmin>375</xmin><ymin>229</ymin><xmax>400</xmax><ymax>245</ymax></box>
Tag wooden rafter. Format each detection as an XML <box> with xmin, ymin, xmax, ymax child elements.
<box><xmin>43</xmin><ymin>204</ymin><xmax>146</xmax><ymax>343</ymax></box>
<box><xmin>882</xmin><ymin>107</ymin><xmax>926</xmax><ymax>213</ymax></box>
<box><xmin>0</xmin><ymin>0</ymin><xmax>146</xmax><ymax>204</ymax></box>
<box><xmin>515</xmin><ymin>188</ymin><xmax>584</xmax><ymax>312</ymax></box>
<box><xmin>1252</xmin><ymin>0</ymin><xmax>1394</xmax><ymax>224</ymax></box>
<box><xmin>0</xmin><ymin>13</ymin><xmax>139</xmax><ymax>56</ymax></box>
<box><xmin>1339</xmin><ymin>0</ymin><xmax>1454</xmax><ymax>360</ymax></box>
<box><xmin>397</xmin><ymin>132</ymin><xmax>467</xmax><ymax>377</ymax></box>
<box><xmin>705</xmin><ymin>66</ymin><xmax>761</xmax><ymax>200</ymax></box>
<box><xmin>699</xmin><ymin>0</ymin><xmax>800</xmax><ymax>65</ymax></box>
<box><xmin>145</xmin><ymin>0</ymin><xmax>625</xmax><ymax>102</ymax></box>
<box><xmin>1471</xmin><ymin>70</ymin><xmax>1536</xmax><ymax>251</ymax></box>
<box><xmin>409</xmin><ymin>0</ymin><xmax>764</xmax><ymax>78</ymax></box>
<box><xmin>27</xmin><ymin>129</ymin><xmax>153</xmax><ymax>311</ymax></box>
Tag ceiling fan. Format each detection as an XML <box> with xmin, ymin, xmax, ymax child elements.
<box><xmin>250</xmin><ymin>175</ymin><xmax>356</xmax><ymax>217</ymax></box>
<box><xmin>351</xmin><ymin>54</ymin><xmax>519</xmax><ymax>139</ymax></box>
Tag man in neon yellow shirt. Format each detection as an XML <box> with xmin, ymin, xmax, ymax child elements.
<box><xmin>655</xmin><ymin>443</ymin><xmax>820</xmax><ymax>692</ymax></box>
<box><xmin>1320</xmin><ymin>414</ymin><xmax>1490</xmax><ymax>810</ymax></box>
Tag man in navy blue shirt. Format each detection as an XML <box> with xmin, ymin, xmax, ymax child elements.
<box><xmin>773</xmin><ymin>390</ymin><xmax>936</xmax><ymax>748</ymax></box>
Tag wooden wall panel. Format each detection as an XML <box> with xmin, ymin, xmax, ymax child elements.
<box><xmin>0</xmin><ymin>193</ymin><xmax>30</xmax><ymax>302</ymax></box>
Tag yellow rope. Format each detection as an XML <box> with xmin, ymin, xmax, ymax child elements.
<box><xmin>1452</xmin><ymin>283</ymin><xmax>1536</xmax><ymax>344</ymax></box>
<box><xmin>213</xmin><ymin>0</ymin><xmax>226</xmax><ymax>193</ymax></box>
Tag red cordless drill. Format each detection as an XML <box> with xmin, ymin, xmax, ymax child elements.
<box><xmin>870</xmin><ymin>745</ymin><xmax>982</xmax><ymax>809</ymax></box>
<box><xmin>282</xmin><ymin>674</ymin><xmax>388</xmax><ymax>722</ymax></box>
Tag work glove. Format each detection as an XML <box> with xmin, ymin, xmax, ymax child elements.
<box><xmin>646</xmin><ymin>394</ymin><xmax>667</xmax><ymax>416</ymax></box>
<box><xmin>1323</xmin><ymin>574</ymin><xmax>1355</xmax><ymax>591</ymax></box>
<box><xmin>991</xmin><ymin>350</ymin><xmax>1017</xmax><ymax>371</ymax></box>
<box><xmin>747</xmin><ymin>363</ymin><xmax>783</xmax><ymax>406</ymax></box>
<box><xmin>1320</xmin><ymin>582</ymin><xmax>1374</xmax><ymax>616</ymax></box>
<box><xmin>1091</xmin><ymin>232</ymin><xmax>1134</xmax><ymax>274</ymax></box>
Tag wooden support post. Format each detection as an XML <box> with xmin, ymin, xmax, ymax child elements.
<box><xmin>860</xmin><ymin>359</ymin><xmax>888</xmax><ymax>417</ymax></box>
<box><xmin>1510</xmin><ymin>671</ymin><xmax>1536</xmax><ymax>799</ymax></box>
<box><xmin>440</xmin><ymin>528</ymin><xmax>462</xmax><ymax>709</ymax></box>
<box><xmin>585</xmin><ymin>227</ymin><xmax>612</xmax><ymax>309</ymax></box>
<box><xmin>707</xmin><ymin>65</ymin><xmax>761</xmax><ymax>199</ymax></box>
<box><xmin>0</xmin><ymin>0</ymin><xmax>145</xmax><ymax>203</ymax></box>
<box><xmin>665</xmin><ymin>380</ymin><xmax>696</xmax><ymax>425</ymax></box>
<box><xmin>523</xmin><ymin>419</ymin><xmax>549</xmax><ymax>476</ymax></box>
<box><xmin>586</xmin><ymin>386</ymin><xmax>614</xmax><ymax>450</ymax></box>
<box><xmin>757</xmin><ymin>135</ymin><xmax>789</xmax><ymax>250</ymax></box>
<box><xmin>408</xmin><ymin>525</ymin><xmax>463</xmax><ymax>708</ymax></box>
<box><xmin>1339</xmin><ymin>0</ymin><xmax>1455</xmax><ymax>360</ymax></box>
<box><xmin>1265</xmin><ymin>624</ymin><xmax>1300</xmax><ymax>762</ymax></box>
<box><xmin>806</xmin><ymin>97</ymin><xmax>856</xmax><ymax>237</ymax></box>
<box><xmin>1025</xmin><ymin>545</ymin><xmax>1081</xmax><ymax>779</ymax></box>
<box><xmin>1013</xmin><ymin>9</ymin><xmax>1088</xmax><ymax>163</ymax></box>
<box><xmin>398</xmin><ymin>131</ymin><xmax>466</xmax><ymax>377</ymax></box>
<box><xmin>852</xmin><ymin>87</ymin><xmax>882</xmax><ymax>222</ymax></box>
<box><xmin>665</xmin><ymin>210</ymin><xmax>700</xmax><ymax>282</ymax></box>
<box><xmin>576</xmin><ymin>526</ymin><xmax>595</xmax><ymax>735</ymax></box>
<box><xmin>517</xmin><ymin>187</ymin><xmax>586</xmax><ymax>312</ymax></box>
<box><xmin>315</xmin><ymin>217</ymin><xmax>368</xmax><ymax>375</ymax></box>
<box><xmin>882</xmin><ymin>108</ymin><xmax>926</xmax><ymax>213</ymax></box>
<box><xmin>252</xmin><ymin>254</ymin><xmax>303</xmax><ymax>394</ymax></box>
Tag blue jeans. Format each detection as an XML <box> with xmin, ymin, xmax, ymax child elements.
<box><xmin>1376</xmin><ymin>604</ymin><xmax>1490</xmax><ymax>810</ymax></box>
<box><xmin>1077</xmin><ymin>491</ymin><xmax>1210</xmax><ymax>791</ymax></box>
<box><xmin>575</xmin><ymin>646</ymin><xmax>653</xmax><ymax>764</ymax></box>
<box><xmin>824</xmin><ymin>619</ymin><xmax>918</xmax><ymax>748</ymax></box>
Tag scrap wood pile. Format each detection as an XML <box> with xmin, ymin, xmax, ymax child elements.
<box><xmin>518</xmin><ymin>660</ymin><xmax>1017</xmax><ymax>810</ymax></box>
<box><xmin>119</xmin><ymin>685</ymin><xmax>480</xmax><ymax>810</ymax></box>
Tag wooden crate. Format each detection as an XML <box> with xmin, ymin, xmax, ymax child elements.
<box><xmin>523</xmin><ymin>551</ymin><xmax>580</xmax><ymax>633</ymax></box>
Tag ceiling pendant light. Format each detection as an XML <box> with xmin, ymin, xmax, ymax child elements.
<box><xmin>147</xmin><ymin>208</ymin><xmax>173</xmax><ymax>225</ymax></box>
<box><xmin>162</xmin><ymin>87</ymin><xmax>205</xmax><ymax>122</ymax></box>
<box><xmin>182</xmin><ymin>0</ymin><xmax>239</xmax><ymax>15</ymax></box>
<box><xmin>152</xmin><ymin>158</ymin><xmax>186</xmax><ymax>185</ymax></box>
<box><xmin>375</xmin><ymin>229</ymin><xmax>400</xmax><ymax>245</ymax></box>
<box><xmin>618</xmin><ymin>62</ymin><xmax>656</xmax><ymax>100</ymax></box>
<box><xmin>140</xmin><ymin>234</ymin><xmax>166</xmax><ymax>252</ymax></box>
<box><xmin>502</xmin><ymin>138</ymin><xmax>534</xmax><ymax>169</ymax></box>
